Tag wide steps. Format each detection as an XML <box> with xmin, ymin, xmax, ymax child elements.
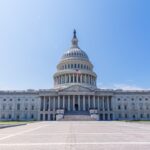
<box><xmin>62</xmin><ymin>115</ymin><xmax>94</xmax><ymax>121</ymax></box>
<box><xmin>61</xmin><ymin>111</ymin><xmax>95</xmax><ymax>121</ymax></box>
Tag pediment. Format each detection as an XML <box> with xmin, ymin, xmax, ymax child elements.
<box><xmin>61</xmin><ymin>85</ymin><xmax>93</xmax><ymax>92</ymax></box>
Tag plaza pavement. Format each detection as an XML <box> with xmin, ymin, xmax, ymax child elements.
<box><xmin>0</xmin><ymin>121</ymin><xmax>150</xmax><ymax>150</ymax></box>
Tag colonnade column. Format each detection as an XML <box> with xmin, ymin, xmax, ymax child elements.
<box><xmin>78</xmin><ymin>95</ymin><xmax>80</xmax><ymax>111</ymax></box>
<box><xmin>102</xmin><ymin>96</ymin><xmax>104</xmax><ymax>111</ymax></box>
<box><xmin>93</xmin><ymin>96</ymin><xmax>96</xmax><ymax>108</ymax></box>
<box><xmin>48</xmin><ymin>96</ymin><xmax>50</xmax><ymax>111</ymax></box>
<box><xmin>73</xmin><ymin>95</ymin><xmax>75</xmax><ymax>111</ymax></box>
<box><xmin>77</xmin><ymin>74</ymin><xmax>78</xmax><ymax>83</ymax></box>
<box><xmin>98</xmin><ymin>96</ymin><xmax>100</xmax><ymax>110</ymax></box>
<box><xmin>83</xmin><ymin>95</ymin><xmax>85</xmax><ymax>111</ymax></box>
<box><xmin>53</xmin><ymin>97</ymin><xmax>55</xmax><ymax>111</ymax></box>
<box><xmin>43</xmin><ymin>96</ymin><xmax>46</xmax><ymax>112</ymax></box>
<box><xmin>63</xmin><ymin>96</ymin><xmax>65</xmax><ymax>109</ymax></box>
<box><xmin>73</xmin><ymin>74</ymin><xmax>75</xmax><ymax>83</ymax></box>
<box><xmin>68</xmin><ymin>95</ymin><xmax>70</xmax><ymax>111</ymax></box>
<box><xmin>107</xmin><ymin>96</ymin><xmax>110</xmax><ymax>120</ymax></box>
<box><xmin>88</xmin><ymin>95</ymin><xmax>90</xmax><ymax>109</ymax></box>
<box><xmin>65</xmin><ymin>75</ymin><xmax>66</xmax><ymax>83</ymax></box>
<box><xmin>107</xmin><ymin>96</ymin><xmax>109</xmax><ymax>111</ymax></box>
<box><xmin>69</xmin><ymin>75</ymin><xmax>71</xmax><ymax>83</ymax></box>
<box><xmin>58</xmin><ymin>96</ymin><xmax>60</xmax><ymax>109</ymax></box>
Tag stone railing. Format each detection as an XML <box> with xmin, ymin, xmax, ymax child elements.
<box><xmin>89</xmin><ymin>109</ymin><xmax>99</xmax><ymax>121</ymax></box>
<box><xmin>56</xmin><ymin>109</ymin><xmax>65</xmax><ymax>121</ymax></box>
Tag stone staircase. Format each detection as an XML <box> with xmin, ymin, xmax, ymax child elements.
<box><xmin>61</xmin><ymin>111</ymin><xmax>96</xmax><ymax>121</ymax></box>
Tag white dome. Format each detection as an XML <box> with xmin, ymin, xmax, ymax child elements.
<box><xmin>53</xmin><ymin>30</ymin><xmax>97</xmax><ymax>89</ymax></box>
<box><xmin>61</xmin><ymin>47</ymin><xmax>89</xmax><ymax>61</ymax></box>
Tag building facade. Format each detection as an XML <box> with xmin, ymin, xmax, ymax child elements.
<box><xmin>0</xmin><ymin>31</ymin><xmax>150</xmax><ymax>121</ymax></box>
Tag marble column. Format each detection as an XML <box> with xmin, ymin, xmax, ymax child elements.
<box><xmin>98</xmin><ymin>96</ymin><xmax>100</xmax><ymax>110</ymax></box>
<box><xmin>80</xmin><ymin>75</ymin><xmax>82</xmax><ymax>83</ymax></box>
<box><xmin>73</xmin><ymin>74</ymin><xmax>75</xmax><ymax>83</ymax></box>
<box><xmin>69</xmin><ymin>74</ymin><xmax>71</xmax><ymax>83</ymax></box>
<box><xmin>53</xmin><ymin>97</ymin><xmax>55</xmax><ymax>111</ymax></box>
<box><xmin>73</xmin><ymin>95</ymin><xmax>75</xmax><ymax>111</ymax></box>
<box><xmin>68</xmin><ymin>95</ymin><xmax>70</xmax><ymax>111</ymax></box>
<box><xmin>43</xmin><ymin>96</ymin><xmax>46</xmax><ymax>112</ymax></box>
<box><xmin>83</xmin><ymin>95</ymin><xmax>85</xmax><ymax>111</ymax></box>
<box><xmin>88</xmin><ymin>95</ymin><xmax>90</xmax><ymax>109</ymax></box>
<box><xmin>63</xmin><ymin>96</ymin><xmax>65</xmax><ymax>109</ymax></box>
<box><xmin>78</xmin><ymin>95</ymin><xmax>80</xmax><ymax>111</ymax></box>
<box><xmin>107</xmin><ymin>96</ymin><xmax>109</xmax><ymax>111</ymax></box>
<box><xmin>58</xmin><ymin>96</ymin><xmax>60</xmax><ymax>109</ymax></box>
<box><xmin>65</xmin><ymin>74</ymin><xmax>66</xmax><ymax>83</ymax></box>
<box><xmin>93</xmin><ymin>96</ymin><xmax>96</xmax><ymax>108</ymax></box>
<box><xmin>102</xmin><ymin>96</ymin><xmax>104</xmax><ymax>111</ymax></box>
<box><xmin>48</xmin><ymin>96</ymin><xmax>50</xmax><ymax>111</ymax></box>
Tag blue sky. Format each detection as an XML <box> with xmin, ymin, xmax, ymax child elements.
<box><xmin>0</xmin><ymin>0</ymin><xmax>150</xmax><ymax>90</ymax></box>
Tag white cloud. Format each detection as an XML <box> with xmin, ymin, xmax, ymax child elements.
<box><xmin>113</xmin><ymin>84</ymin><xmax>147</xmax><ymax>90</ymax></box>
<box><xmin>99</xmin><ymin>82</ymin><xmax>150</xmax><ymax>90</ymax></box>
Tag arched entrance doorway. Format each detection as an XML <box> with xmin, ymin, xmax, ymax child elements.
<box><xmin>75</xmin><ymin>104</ymin><xmax>78</xmax><ymax>111</ymax></box>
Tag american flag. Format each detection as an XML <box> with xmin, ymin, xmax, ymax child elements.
<box><xmin>75</xmin><ymin>69</ymin><xmax>81</xmax><ymax>76</ymax></box>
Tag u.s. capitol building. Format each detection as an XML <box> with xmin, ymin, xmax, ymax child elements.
<box><xmin>0</xmin><ymin>31</ymin><xmax>150</xmax><ymax>121</ymax></box>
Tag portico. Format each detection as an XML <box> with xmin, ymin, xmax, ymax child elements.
<box><xmin>39</xmin><ymin>85</ymin><xmax>113</xmax><ymax>121</ymax></box>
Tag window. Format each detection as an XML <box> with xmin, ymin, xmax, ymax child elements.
<box><xmin>10</xmin><ymin>99</ymin><xmax>12</xmax><ymax>101</ymax></box>
<box><xmin>9</xmin><ymin>105</ymin><xmax>12</xmax><ymax>110</ymax></box>
<box><xmin>133</xmin><ymin>115</ymin><xmax>136</xmax><ymax>119</ymax></box>
<box><xmin>140</xmin><ymin>114</ymin><xmax>143</xmax><ymax>118</ymax></box>
<box><xmin>125</xmin><ymin>114</ymin><xmax>128</xmax><ymax>118</ymax></box>
<box><xmin>147</xmin><ymin>114</ymin><xmax>150</xmax><ymax>118</ymax></box>
<box><xmin>2</xmin><ymin>114</ymin><xmax>5</xmax><ymax>119</ymax></box>
<box><xmin>17</xmin><ymin>104</ymin><xmax>20</xmax><ymax>110</ymax></box>
<box><xmin>18</xmin><ymin>98</ymin><xmax>20</xmax><ymax>101</ymax></box>
<box><xmin>8</xmin><ymin>114</ymin><xmax>11</xmax><ymax>119</ymax></box>
<box><xmin>118</xmin><ymin>98</ymin><xmax>120</xmax><ymax>101</ymax></box>
<box><xmin>17</xmin><ymin>115</ymin><xmax>20</xmax><ymax>120</ymax></box>
<box><xmin>3</xmin><ymin>99</ymin><xmax>6</xmax><ymax>101</ymax></box>
<box><xmin>31</xmin><ymin>114</ymin><xmax>34</xmax><ymax>119</ymax></box>
<box><xmin>32</xmin><ymin>105</ymin><xmax>34</xmax><ymax>110</ymax></box>
<box><xmin>2</xmin><ymin>105</ymin><xmax>6</xmax><ymax>110</ymax></box>
<box><xmin>118</xmin><ymin>105</ymin><xmax>121</xmax><ymax>110</ymax></box>
<box><xmin>131</xmin><ymin>98</ymin><xmax>134</xmax><ymax>101</ymax></box>
<box><xmin>119</xmin><ymin>114</ymin><xmax>122</xmax><ymax>118</ymax></box>
<box><xmin>24</xmin><ymin>114</ymin><xmax>27</xmax><ymax>119</ymax></box>
<box><xmin>124</xmin><ymin>105</ymin><xmax>127</xmax><ymax>110</ymax></box>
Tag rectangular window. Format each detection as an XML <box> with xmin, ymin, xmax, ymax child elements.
<box><xmin>17</xmin><ymin>104</ymin><xmax>20</xmax><ymax>110</ymax></box>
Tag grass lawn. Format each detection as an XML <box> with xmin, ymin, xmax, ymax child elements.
<box><xmin>123</xmin><ymin>120</ymin><xmax>150</xmax><ymax>124</ymax></box>
<box><xmin>0</xmin><ymin>121</ymin><xmax>36</xmax><ymax>125</ymax></box>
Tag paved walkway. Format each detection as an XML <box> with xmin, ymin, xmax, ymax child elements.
<box><xmin>0</xmin><ymin>121</ymin><xmax>150</xmax><ymax>150</ymax></box>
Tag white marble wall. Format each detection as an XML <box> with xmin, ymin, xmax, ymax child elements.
<box><xmin>0</xmin><ymin>93</ymin><xmax>39</xmax><ymax>121</ymax></box>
